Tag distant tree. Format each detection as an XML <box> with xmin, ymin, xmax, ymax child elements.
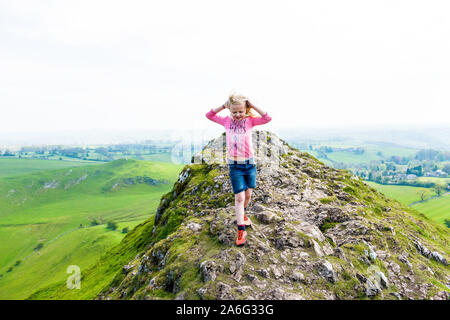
<box><xmin>443</xmin><ymin>164</ymin><xmax>450</xmax><ymax>175</ymax></box>
<box><xmin>95</xmin><ymin>147</ymin><xmax>109</xmax><ymax>156</ymax></box>
<box><xmin>90</xmin><ymin>219</ymin><xmax>100</xmax><ymax>226</ymax></box>
<box><xmin>34</xmin><ymin>243</ymin><xmax>44</xmax><ymax>251</ymax></box>
<box><xmin>3</xmin><ymin>149</ymin><xmax>15</xmax><ymax>156</ymax></box>
<box><xmin>445</xmin><ymin>220</ymin><xmax>450</xmax><ymax>228</ymax></box>
<box><xmin>401</xmin><ymin>156</ymin><xmax>410</xmax><ymax>164</ymax></box>
<box><xmin>418</xmin><ymin>190</ymin><xmax>430</xmax><ymax>201</ymax></box>
<box><xmin>381</xmin><ymin>176</ymin><xmax>390</xmax><ymax>184</ymax></box>
<box><xmin>407</xmin><ymin>165</ymin><xmax>423</xmax><ymax>177</ymax></box>
<box><xmin>434</xmin><ymin>184</ymin><xmax>447</xmax><ymax>197</ymax></box>
<box><xmin>106</xmin><ymin>221</ymin><xmax>118</xmax><ymax>230</ymax></box>
<box><xmin>352</xmin><ymin>147</ymin><xmax>365</xmax><ymax>155</ymax></box>
<box><xmin>391</xmin><ymin>156</ymin><xmax>402</xmax><ymax>164</ymax></box>
<box><xmin>386</xmin><ymin>163</ymin><xmax>396</xmax><ymax>171</ymax></box>
<box><xmin>122</xmin><ymin>227</ymin><xmax>129</xmax><ymax>234</ymax></box>
<box><xmin>318</xmin><ymin>146</ymin><xmax>333</xmax><ymax>153</ymax></box>
<box><xmin>14</xmin><ymin>260</ymin><xmax>21</xmax><ymax>267</ymax></box>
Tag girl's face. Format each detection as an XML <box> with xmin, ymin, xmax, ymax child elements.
<box><xmin>229</xmin><ymin>103</ymin><xmax>246</xmax><ymax>121</ymax></box>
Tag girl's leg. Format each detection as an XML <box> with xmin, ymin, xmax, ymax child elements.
<box><xmin>244</xmin><ymin>188</ymin><xmax>253</xmax><ymax>209</ymax></box>
<box><xmin>235</xmin><ymin>191</ymin><xmax>246</xmax><ymax>225</ymax></box>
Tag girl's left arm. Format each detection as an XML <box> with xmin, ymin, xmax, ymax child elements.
<box><xmin>248</xmin><ymin>101</ymin><xmax>267</xmax><ymax>116</ymax></box>
<box><xmin>247</xmin><ymin>101</ymin><xmax>272</xmax><ymax>126</ymax></box>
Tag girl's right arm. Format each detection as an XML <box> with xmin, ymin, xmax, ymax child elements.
<box><xmin>212</xmin><ymin>104</ymin><xmax>226</xmax><ymax>113</ymax></box>
<box><xmin>206</xmin><ymin>104</ymin><xmax>228</xmax><ymax>126</ymax></box>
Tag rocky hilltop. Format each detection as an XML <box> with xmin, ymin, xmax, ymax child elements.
<box><xmin>97</xmin><ymin>131</ymin><xmax>449</xmax><ymax>300</ymax></box>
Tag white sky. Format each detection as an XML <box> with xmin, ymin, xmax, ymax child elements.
<box><xmin>1</xmin><ymin>0</ymin><xmax>449</xmax><ymax>134</ymax></box>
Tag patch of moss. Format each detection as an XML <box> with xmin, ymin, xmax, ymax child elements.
<box><xmin>153</xmin><ymin>209</ymin><xmax>186</xmax><ymax>243</ymax></box>
<box><xmin>319</xmin><ymin>196</ymin><xmax>336</xmax><ymax>204</ymax></box>
<box><xmin>150</xmin><ymin>288</ymin><xmax>176</xmax><ymax>299</ymax></box>
<box><xmin>320</xmin><ymin>218</ymin><xmax>339</xmax><ymax>233</ymax></box>
<box><xmin>296</xmin><ymin>231</ymin><xmax>312</xmax><ymax>247</ymax></box>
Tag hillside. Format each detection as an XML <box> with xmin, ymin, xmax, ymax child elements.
<box><xmin>30</xmin><ymin>131</ymin><xmax>449</xmax><ymax>300</ymax></box>
<box><xmin>0</xmin><ymin>158</ymin><xmax>100</xmax><ymax>178</ymax></box>
<box><xmin>0</xmin><ymin>159</ymin><xmax>183</xmax><ymax>299</ymax></box>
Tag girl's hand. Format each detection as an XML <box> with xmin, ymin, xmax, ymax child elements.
<box><xmin>246</xmin><ymin>100</ymin><xmax>255</xmax><ymax>109</ymax></box>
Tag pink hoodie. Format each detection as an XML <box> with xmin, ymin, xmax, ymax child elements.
<box><xmin>206</xmin><ymin>109</ymin><xmax>272</xmax><ymax>160</ymax></box>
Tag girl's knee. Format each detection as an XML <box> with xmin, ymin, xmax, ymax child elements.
<box><xmin>235</xmin><ymin>192</ymin><xmax>245</xmax><ymax>203</ymax></box>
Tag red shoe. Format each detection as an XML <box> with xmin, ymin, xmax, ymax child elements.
<box><xmin>236</xmin><ymin>230</ymin><xmax>247</xmax><ymax>246</ymax></box>
<box><xmin>243</xmin><ymin>213</ymin><xmax>252</xmax><ymax>227</ymax></box>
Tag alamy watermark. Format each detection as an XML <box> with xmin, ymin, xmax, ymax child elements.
<box><xmin>66</xmin><ymin>265</ymin><xmax>81</xmax><ymax>290</ymax></box>
<box><xmin>169</xmin><ymin>129</ymin><xmax>283</xmax><ymax>169</ymax></box>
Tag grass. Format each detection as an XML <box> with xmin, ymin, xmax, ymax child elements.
<box><xmin>135</xmin><ymin>153</ymin><xmax>174</xmax><ymax>162</ymax></box>
<box><xmin>27</xmin><ymin>218</ymin><xmax>157</xmax><ymax>300</ymax></box>
<box><xmin>0</xmin><ymin>224</ymin><xmax>125</xmax><ymax>299</ymax></box>
<box><xmin>327</xmin><ymin>151</ymin><xmax>382</xmax><ymax>164</ymax></box>
<box><xmin>412</xmin><ymin>194</ymin><xmax>450</xmax><ymax>226</ymax></box>
<box><xmin>0</xmin><ymin>159</ymin><xmax>184</xmax><ymax>299</ymax></box>
<box><xmin>294</xmin><ymin>143</ymin><xmax>418</xmax><ymax>165</ymax></box>
<box><xmin>0</xmin><ymin>158</ymin><xmax>100</xmax><ymax>178</ymax></box>
<box><xmin>416</xmin><ymin>177</ymin><xmax>450</xmax><ymax>185</ymax></box>
<box><xmin>365</xmin><ymin>182</ymin><xmax>437</xmax><ymax>206</ymax></box>
<box><xmin>366</xmin><ymin>181</ymin><xmax>449</xmax><ymax>228</ymax></box>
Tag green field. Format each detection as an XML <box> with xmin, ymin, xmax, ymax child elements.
<box><xmin>413</xmin><ymin>194</ymin><xmax>450</xmax><ymax>226</ymax></box>
<box><xmin>364</xmin><ymin>145</ymin><xmax>418</xmax><ymax>158</ymax></box>
<box><xmin>0</xmin><ymin>158</ymin><xmax>101</xmax><ymax>178</ymax></box>
<box><xmin>2</xmin><ymin>149</ymin><xmax>177</xmax><ymax>164</ymax></box>
<box><xmin>365</xmin><ymin>182</ymin><xmax>437</xmax><ymax>206</ymax></box>
<box><xmin>294</xmin><ymin>142</ymin><xmax>418</xmax><ymax>165</ymax></box>
<box><xmin>27</xmin><ymin>218</ymin><xmax>156</xmax><ymax>300</ymax></box>
<box><xmin>326</xmin><ymin>145</ymin><xmax>418</xmax><ymax>164</ymax></box>
<box><xmin>416</xmin><ymin>177</ymin><xmax>450</xmax><ymax>185</ymax></box>
<box><xmin>366</xmin><ymin>181</ymin><xmax>449</xmax><ymax>228</ymax></box>
<box><xmin>0</xmin><ymin>159</ymin><xmax>184</xmax><ymax>299</ymax></box>
<box><xmin>327</xmin><ymin>151</ymin><xmax>381</xmax><ymax>164</ymax></box>
<box><xmin>135</xmin><ymin>152</ymin><xmax>174</xmax><ymax>162</ymax></box>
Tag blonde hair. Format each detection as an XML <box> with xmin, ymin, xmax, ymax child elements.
<box><xmin>226</xmin><ymin>92</ymin><xmax>257</xmax><ymax>118</ymax></box>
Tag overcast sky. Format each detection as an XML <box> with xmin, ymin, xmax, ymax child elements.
<box><xmin>1</xmin><ymin>0</ymin><xmax>449</xmax><ymax>135</ymax></box>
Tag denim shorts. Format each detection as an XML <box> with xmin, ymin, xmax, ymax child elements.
<box><xmin>228</xmin><ymin>160</ymin><xmax>257</xmax><ymax>194</ymax></box>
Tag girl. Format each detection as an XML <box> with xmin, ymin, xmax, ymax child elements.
<box><xmin>205</xmin><ymin>93</ymin><xmax>272</xmax><ymax>246</ymax></box>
